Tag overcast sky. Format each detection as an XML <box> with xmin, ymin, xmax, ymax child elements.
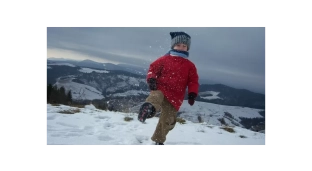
<box><xmin>47</xmin><ymin>27</ymin><xmax>265</xmax><ymax>94</ymax></box>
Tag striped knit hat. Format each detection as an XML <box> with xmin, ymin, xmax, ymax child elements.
<box><xmin>170</xmin><ymin>32</ymin><xmax>191</xmax><ymax>51</ymax></box>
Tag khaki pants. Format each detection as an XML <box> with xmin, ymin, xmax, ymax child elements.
<box><xmin>146</xmin><ymin>90</ymin><xmax>178</xmax><ymax>143</ymax></box>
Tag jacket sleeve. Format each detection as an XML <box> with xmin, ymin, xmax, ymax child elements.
<box><xmin>146</xmin><ymin>57</ymin><xmax>163</xmax><ymax>82</ymax></box>
<box><xmin>187</xmin><ymin>63</ymin><xmax>199</xmax><ymax>95</ymax></box>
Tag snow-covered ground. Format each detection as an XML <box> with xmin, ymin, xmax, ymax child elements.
<box><xmin>47</xmin><ymin>104</ymin><xmax>265</xmax><ymax>145</ymax></box>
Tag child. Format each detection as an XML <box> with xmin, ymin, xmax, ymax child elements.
<box><xmin>138</xmin><ymin>31</ymin><xmax>199</xmax><ymax>145</ymax></box>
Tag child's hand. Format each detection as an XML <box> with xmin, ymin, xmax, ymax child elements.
<box><xmin>188</xmin><ymin>92</ymin><xmax>197</xmax><ymax>106</ymax></box>
<box><xmin>148</xmin><ymin>78</ymin><xmax>157</xmax><ymax>90</ymax></box>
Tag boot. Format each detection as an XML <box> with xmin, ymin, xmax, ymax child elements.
<box><xmin>155</xmin><ymin>142</ymin><xmax>164</xmax><ymax>145</ymax></box>
<box><xmin>138</xmin><ymin>102</ymin><xmax>156</xmax><ymax>123</ymax></box>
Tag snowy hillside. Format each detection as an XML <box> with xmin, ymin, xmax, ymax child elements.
<box><xmin>54</xmin><ymin>77</ymin><xmax>104</xmax><ymax>100</ymax></box>
<box><xmin>179</xmin><ymin>101</ymin><xmax>264</xmax><ymax>127</ymax></box>
<box><xmin>79</xmin><ymin>68</ymin><xmax>110</xmax><ymax>73</ymax></box>
<box><xmin>52</xmin><ymin>73</ymin><xmax>147</xmax><ymax>100</ymax></box>
<box><xmin>109</xmin><ymin>90</ymin><xmax>149</xmax><ymax>97</ymax></box>
<box><xmin>199</xmin><ymin>91</ymin><xmax>222</xmax><ymax>100</ymax></box>
<box><xmin>47</xmin><ymin>58</ymin><xmax>146</xmax><ymax>75</ymax></box>
<box><xmin>47</xmin><ymin>104</ymin><xmax>265</xmax><ymax>145</ymax></box>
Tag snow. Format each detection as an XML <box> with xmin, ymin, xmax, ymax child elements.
<box><xmin>79</xmin><ymin>68</ymin><xmax>109</xmax><ymax>73</ymax></box>
<box><xmin>116</xmin><ymin>75</ymin><xmax>144</xmax><ymax>86</ymax></box>
<box><xmin>179</xmin><ymin>101</ymin><xmax>263</xmax><ymax>127</ymax></box>
<box><xmin>54</xmin><ymin>77</ymin><xmax>104</xmax><ymax>100</ymax></box>
<box><xmin>127</xmin><ymin>76</ymin><xmax>142</xmax><ymax>86</ymax></box>
<box><xmin>199</xmin><ymin>91</ymin><xmax>222</xmax><ymax>100</ymax></box>
<box><xmin>47</xmin><ymin>66</ymin><xmax>52</xmax><ymax>69</ymax></box>
<box><xmin>109</xmin><ymin>90</ymin><xmax>149</xmax><ymax>97</ymax></box>
<box><xmin>106</xmin><ymin>81</ymin><xmax>128</xmax><ymax>93</ymax></box>
<box><xmin>47</xmin><ymin>103</ymin><xmax>265</xmax><ymax>145</ymax></box>
<box><xmin>48</xmin><ymin>63</ymin><xmax>76</xmax><ymax>67</ymax></box>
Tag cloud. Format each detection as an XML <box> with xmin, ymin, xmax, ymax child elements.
<box><xmin>47</xmin><ymin>48</ymin><xmax>120</xmax><ymax>64</ymax></box>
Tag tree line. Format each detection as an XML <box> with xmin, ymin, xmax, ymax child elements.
<box><xmin>47</xmin><ymin>84</ymin><xmax>72</xmax><ymax>105</ymax></box>
<box><xmin>47</xmin><ymin>84</ymin><xmax>109</xmax><ymax>111</ymax></box>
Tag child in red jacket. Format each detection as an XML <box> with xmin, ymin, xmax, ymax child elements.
<box><xmin>138</xmin><ymin>31</ymin><xmax>199</xmax><ymax>145</ymax></box>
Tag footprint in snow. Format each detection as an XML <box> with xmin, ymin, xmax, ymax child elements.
<box><xmin>134</xmin><ymin>135</ymin><xmax>149</xmax><ymax>144</ymax></box>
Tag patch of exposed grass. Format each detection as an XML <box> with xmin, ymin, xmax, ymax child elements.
<box><xmin>220</xmin><ymin>126</ymin><xmax>235</xmax><ymax>133</ymax></box>
<box><xmin>69</xmin><ymin>104</ymin><xmax>85</xmax><ymax>108</ymax></box>
<box><xmin>124</xmin><ymin>116</ymin><xmax>133</xmax><ymax>122</ymax></box>
<box><xmin>207</xmin><ymin>125</ymin><xmax>214</xmax><ymax>129</ymax></box>
<box><xmin>176</xmin><ymin>117</ymin><xmax>186</xmax><ymax>124</ymax></box>
<box><xmin>59</xmin><ymin>108</ymin><xmax>80</xmax><ymax>114</ymax></box>
<box><xmin>239</xmin><ymin>135</ymin><xmax>247</xmax><ymax>138</ymax></box>
<box><xmin>51</xmin><ymin>104</ymin><xmax>60</xmax><ymax>106</ymax></box>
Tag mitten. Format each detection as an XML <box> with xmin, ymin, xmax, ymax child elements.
<box><xmin>148</xmin><ymin>78</ymin><xmax>157</xmax><ymax>90</ymax></box>
<box><xmin>188</xmin><ymin>92</ymin><xmax>197</xmax><ymax>106</ymax></box>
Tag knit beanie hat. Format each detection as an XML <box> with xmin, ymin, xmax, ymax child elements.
<box><xmin>170</xmin><ymin>32</ymin><xmax>191</xmax><ymax>51</ymax></box>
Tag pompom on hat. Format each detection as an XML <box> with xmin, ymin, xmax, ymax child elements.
<box><xmin>170</xmin><ymin>32</ymin><xmax>191</xmax><ymax>51</ymax></box>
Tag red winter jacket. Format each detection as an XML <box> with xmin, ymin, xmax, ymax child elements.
<box><xmin>147</xmin><ymin>54</ymin><xmax>199</xmax><ymax>111</ymax></box>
